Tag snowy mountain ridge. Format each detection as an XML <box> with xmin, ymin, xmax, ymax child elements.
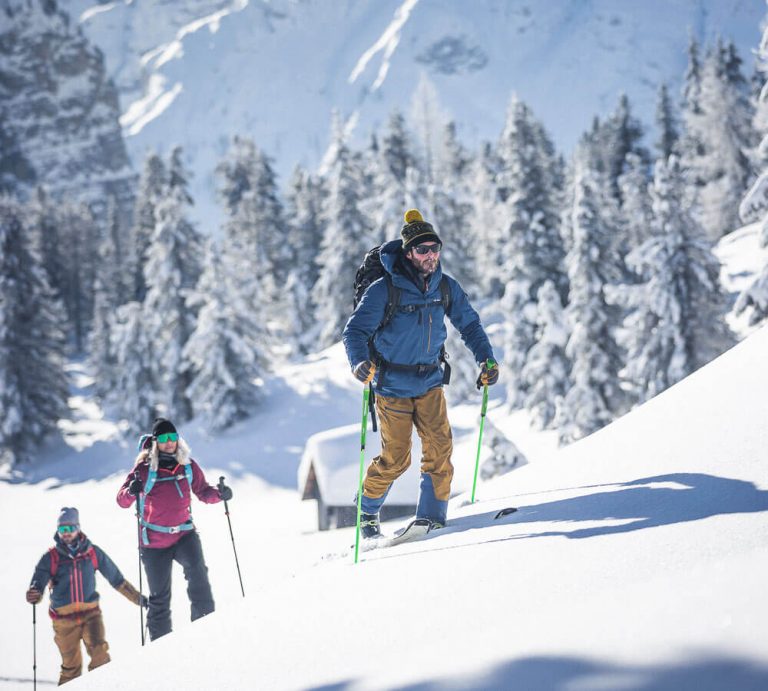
<box><xmin>66</xmin><ymin>0</ymin><xmax>765</xmax><ymax>229</ymax></box>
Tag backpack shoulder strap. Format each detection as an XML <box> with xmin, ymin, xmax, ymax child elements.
<box><xmin>378</xmin><ymin>275</ymin><xmax>401</xmax><ymax>332</ymax></box>
<box><xmin>48</xmin><ymin>547</ymin><xmax>59</xmax><ymax>580</ymax></box>
<box><xmin>184</xmin><ymin>463</ymin><xmax>194</xmax><ymax>489</ymax></box>
<box><xmin>85</xmin><ymin>546</ymin><xmax>98</xmax><ymax>571</ymax></box>
<box><xmin>439</xmin><ymin>276</ymin><xmax>452</xmax><ymax>316</ymax></box>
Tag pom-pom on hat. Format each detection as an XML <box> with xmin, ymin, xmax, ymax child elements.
<box><xmin>401</xmin><ymin>208</ymin><xmax>441</xmax><ymax>251</ymax></box>
<box><xmin>152</xmin><ymin>417</ymin><xmax>177</xmax><ymax>438</ymax></box>
<box><xmin>57</xmin><ymin>507</ymin><xmax>80</xmax><ymax>529</ymax></box>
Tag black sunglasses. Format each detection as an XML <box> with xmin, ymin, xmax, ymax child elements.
<box><xmin>412</xmin><ymin>243</ymin><xmax>442</xmax><ymax>256</ymax></box>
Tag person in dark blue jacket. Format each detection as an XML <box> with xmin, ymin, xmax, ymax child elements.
<box><xmin>343</xmin><ymin>209</ymin><xmax>499</xmax><ymax>537</ymax></box>
<box><xmin>26</xmin><ymin>507</ymin><xmax>145</xmax><ymax>685</ymax></box>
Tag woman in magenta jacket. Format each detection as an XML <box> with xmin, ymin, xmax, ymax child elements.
<box><xmin>116</xmin><ymin>418</ymin><xmax>232</xmax><ymax>641</ymax></box>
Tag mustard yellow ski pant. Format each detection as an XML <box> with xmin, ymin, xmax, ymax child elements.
<box><xmin>363</xmin><ymin>387</ymin><xmax>454</xmax><ymax>501</ymax></box>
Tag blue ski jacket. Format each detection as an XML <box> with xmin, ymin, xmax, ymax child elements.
<box><xmin>343</xmin><ymin>240</ymin><xmax>495</xmax><ymax>398</ymax></box>
<box><xmin>29</xmin><ymin>533</ymin><xmax>127</xmax><ymax>613</ymax></box>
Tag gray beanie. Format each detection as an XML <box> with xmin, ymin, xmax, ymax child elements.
<box><xmin>57</xmin><ymin>507</ymin><xmax>80</xmax><ymax>528</ymax></box>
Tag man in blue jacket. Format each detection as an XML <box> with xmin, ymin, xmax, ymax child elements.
<box><xmin>26</xmin><ymin>507</ymin><xmax>145</xmax><ymax>685</ymax></box>
<box><xmin>343</xmin><ymin>209</ymin><xmax>499</xmax><ymax>537</ymax></box>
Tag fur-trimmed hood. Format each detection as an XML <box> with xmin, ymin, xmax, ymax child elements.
<box><xmin>133</xmin><ymin>436</ymin><xmax>192</xmax><ymax>472</ymax></box>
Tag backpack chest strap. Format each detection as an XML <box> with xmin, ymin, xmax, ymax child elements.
<box><xmin>139</xmin><ymin>465</ymin><xmax>195</xmax><ymax>545</ymax></box>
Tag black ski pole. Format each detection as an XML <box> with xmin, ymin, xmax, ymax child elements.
<box><xmin>218</xmin><ymin>476</ymin><xmax>245</xmax><ymax>597</ymax></box>
<box><xmin>32</xmin><ymin>602</ymin><xmax>37</xmax><ymax>691</ymax></box>
<box><xmin>134</xmin><ymin>477</ymin><xmax>146</xmax><ymax>646</ymax></box>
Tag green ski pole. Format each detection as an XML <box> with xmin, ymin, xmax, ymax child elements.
<box><xmin>354</xmin><ymin>386</ymin><xmax>371</xmax><ymax>564</ymax></box>
<box><xmin>355</xmin><ymin>386</ymin><xmax>371</xmax><ymax>564</ymax></box>
<box><xmin>470</xmin><ymin>359</ymin><xmax>495</xmax><ymax>504</ymax></box>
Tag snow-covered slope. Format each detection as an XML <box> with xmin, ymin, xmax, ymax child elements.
<box><xmin>3</xmin><ymin>319</ymin><xmax>766</xmax><ymax>688</ymax></box>
<box><xmin>68</xmin><ymin>0</ymin><xmax>764</xmax><ymax>229</ymax></box>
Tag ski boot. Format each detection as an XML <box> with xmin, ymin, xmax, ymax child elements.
<box><xmin>360</xmin><ymin>512</ymin><xmax>381</xmax><ymax>539</ymax></box>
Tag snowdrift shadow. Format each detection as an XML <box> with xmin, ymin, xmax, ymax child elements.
<box><xmin>308</xmin><ymin>653</ymin><xmax>768</xmax><ymax>690</ymax></box>
<box><xmin>439</xmin><ymin>473</ymin><xmax>768</xmax><ymax>545</ymax></box>
<box><xmin>400</xmin><ymin>653</ymin><xmax>768</xmax><ymax>691</ymax></box>
<box><xmin>504</xmin><ymin>473</ymin><xmax>768</xmax><ymax>540</ymax></box>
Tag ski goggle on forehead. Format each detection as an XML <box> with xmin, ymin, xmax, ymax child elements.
<box><xmin>57</xmin><ymin>525</ymin><xmax>78</xmax><ymax>534</ymax></box>
<box><xmin>156</xmin><ymin>432</ymin><xmax>179</xmax><ymax>443</ymax></box>
<box><xmin>412</xmin><ymin>243</ymin><xmax>442</xmax><ymax>256</ymax></box>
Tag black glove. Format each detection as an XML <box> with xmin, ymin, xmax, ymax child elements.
<box><xmin>128</xmin><ymin>475</ymin><xmax>143</xmax><ymax>496</ymax></box>
<box><xmin>218</xmin><ymin>484</ymin><xmax>233</xmax><ymax>501</ymax></box>
<box><xmin>476</xmin><ymin>361</ymin><xmax>499</xmax><ymax>389</ymax></box>
<box><xmin>353</xmin><ymin>360</ymin><xmax>376</xmax><ymax>384</ymax></box>
<box><xmin>139</xmin><ymin>595</ymin><xmax>149</xmax><ymax>608</ymax></box>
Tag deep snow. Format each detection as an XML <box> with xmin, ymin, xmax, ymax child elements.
<box><xmin>1</xmin><ymin>225</ymin><xmax>767</xmax><ymax>689</ymax></box>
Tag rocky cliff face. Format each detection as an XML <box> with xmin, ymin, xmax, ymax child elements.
<box><xmin>0</xmin><ymin>0</ymin><xmax>135</xmax><ymax>221</ymax></box>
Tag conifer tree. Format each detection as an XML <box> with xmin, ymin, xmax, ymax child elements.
<box><xmin>694</xmin><ymin>42</ymin><xmax>755</xmax><ymax>240</ymax></box>
<box><xmin>0</xmin><ymin>197</ymin><xmax>68</xmax><ymax>465</ymax></box>
<box><xmin>655</xmin><ymin>82</ymin><xmax>679</xmax><ymax>160</ymax></box>
<box><xmin>521</xmin><ymin>280</ymin><xmax>571</xmax><ymax>430</ymax></box>
<box><xmin>88</xmin><ymin>197</ymin><xmax>125</xmax><ymax>399</ymax></box>
<box><xmin>612</xmin><ymin>157</ymin><xmax>734</xmax><ymax>403</ymax></box>
<box><xmin>429</xmin><ymin>121</ymin><xmax>478</xmax><ymax>293</ymax></box>
<box><xmin>618</xmin><ymin>152</ymin><xmax>652</xmax><ymax>252</ymax></box>
<box><xmin>109</xmin><ymin>301</ymin><xmax>156</xmax><ymax>435</ymax></box>
<box><xmin>0</xmin><ymin>105</ymin><xmax>35</xmax><ymax>195</ymax></box>
<box><xmin>313</xmin><ymin>125</ymin><xmax>372</xmax><ymax>348</ymax></box>
<box><xmin>142</xmin><ymin>149</ymin><xmax>202</xmax><ymax>422</ymax></box>
<box><xmin>558</xmin><ymin>155</ymin><xmax>625</xmax><ymax>443</ymax></box>
<box><xmin>184</xmin><ymin>241</ymin><xmax>267</xmax><ymax>431</ymax></box>
<box><xmin>128</xmin><ymin>152</ymin><xmax>166</xmax><ymax>302</ymax></box>
<box><xmin>284</xmin><ymin>166</ymin><xmax>326</xmax><ymax>351</ymax></box>
<box><xmin>735</xmin><ymin>19</ymin><xmax>768</xmax><ymax>327</ymax></box>
<box><xmin>365</xmin><ymin>110</ymin><xmax>417</xmax><ymax>244</ymax></box>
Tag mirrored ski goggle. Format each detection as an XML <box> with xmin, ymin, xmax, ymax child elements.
<box><xmin>412</xmin><ymin>243</ymin><xmax>442</xmax><ymax>256</ymax></box>
<box><xmin>57</xmin><ymin>525</ymin><xmax>78</xmax><ymax>534</ymax></box>
<box><xmin>156</xmin><ymin>432</ymin><xmax>179</xmax><ymax>443</ymax></box>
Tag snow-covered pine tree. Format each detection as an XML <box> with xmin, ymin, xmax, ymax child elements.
<box><xmin>313</xmin><ymin>123</ymin><xmax>373</xmax><ymax>348</ymax></box>
<box><xmin>184</xmin><ymin>240</ymin><xmax>267</xmax><ymax>431</ymax></box>
<box><xmin>364</xmin><ymin>109</ymin><xmax>417</xmax><ymax>244</ymax></box>
<box><xmin>0</xmin><ymin>196</ymin><xmax>68</xmax><ymax>465</ymax></box>
<box><xmin>655</xmin><ymin>83</ymin><xmax>679</xmax><ymax>161</ymax></box>
<box><xmin>495</xmin><ymin>97</ymin><xmax>567</xmax><ymax>296</ymax></box>
<box><xmin>586</xmin><ymin>94</ymin><xmax>649</xmax><ymax>207</ymax></box>
<box><xmin>429</xmin><ymin>121</ymin><xmax>479</xmax><ymax>294</ymax></box>
<box><xmin>617</xmin><ymin>152</ymin><xmax>652</xmax><ymax>252</ymax></box>
<box><xmin>558</xmin><ymin>153</ymin><xmax>626</xmax><ymax>444</ymax></box>
<box><xmin>284</xmin><ymin>166</ymin><xmax>326</xmax><ymax>352</ymax></box>
<box><xmin>109</xmin><ymin>301</ymin><xmax>156</xmax><ymax>435</ymax></box>
<box><xmin>142</xmin><ymin>149</ymin><xmax>202</xmax><ymax>422</ymax></box>
<box><xmin>217</xmin><ymin>136</ymin><xmax>288</xmax><ymax>329</ymax></box>
<box><xmin>612</xmin><ymin>156</ymin><xmax>734</xmax><ymax>404</ymax></box>
<box><xmin>683</xmin><ymin>40</ymin><xmax>755</xmax><ymax>241</ymax></box>
<box><xmin>479</xmin><ymin>418</ymin><xmax>526</xmax><ymax>480</ymax></box>
<box><xmin>0</xmin><ymin>105</ymin><xmax>36</xmax><ymax>195</ymax></box>
<box><xmin>521</xmin><ymin>280</ymin><xmax>571</xmax><ymax>430</ymax></box>
<box><xmin>735</xmin><ymin>16</ymin><xmax>768</xmax><ymax>327</ymax></box>
<box><xmin>487</xmin><ymin>98</ymin><xmax>567</xmax><ymax>407</ymax></box>
<box><xmin>128</xmin><ymin>152</ymin><xmax>167</xmax><ymax>302</ymax></box>
<box><xmin>468</xmin><ymin>142</ymin><xmax>501</xmax><ymax>296</ymax></box>
<box><xmin>57</xmin><ymin>202</ymin><xmax>99</xmax><ymax>353</ymax></box>
<box><xmin>88</xmin><ymin>197</ymin><xmax>125</xmax><ymax>399</ymax></box>
<box><xmin>409</xmin><ymin>73</ymin><xmax>449</xmax><ymax>185</ymax></box>
<box><xmin>26</xmin><ymin>187</ymin><xmax>64</xmax><ymax>295</ymax></box>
